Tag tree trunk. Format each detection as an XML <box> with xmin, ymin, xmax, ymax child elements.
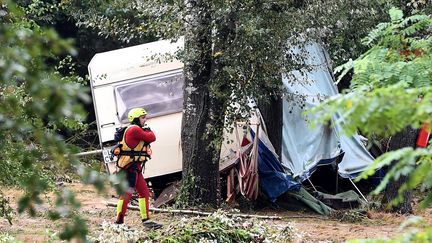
<box><xmin>258</xmin><ymin>95</ymin><xmax>283</xmax><ymax>157</ymax></box>
<box><xmin>381</xmin><ymin>126</ymin><xmax>417</xmax><ymax>214</ymax></box>
<box><xmin>180</xmin><ymin>0</ymin><xmax>220</xmax><ymax>208</ymax></box>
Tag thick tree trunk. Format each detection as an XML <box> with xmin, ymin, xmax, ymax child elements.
<box><xmin>381</xmin><ymin>126</ymin><xmax>417</xmax><ymax>214</ymax></box>
<box><xmin>258</xmin><ymin>95</ymin><xmax>283</xmax><ymax>157</ymax></box>
<box><xmin>180</xmin><ymin>0</ymin><xmax>220</xmax><ymax>207</ymax></box>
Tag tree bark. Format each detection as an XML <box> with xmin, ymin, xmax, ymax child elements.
<box><xmin>381</xmin><ymin>126</ymin><xmax>417</xmax><ymax>214</ymax></box>
<box><xmin>258</xmin><ymin>95</ymin><xmax>283</xmax><ymax>157</ymax></box>
<box><xmin>180</xmin><ymin>0</ymin><xmax>220</xmax><ymax>208</ymax></box>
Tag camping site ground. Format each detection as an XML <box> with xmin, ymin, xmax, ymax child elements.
<box><xmin>1</xmin><ymin>182</ymin><xmax>432</xmax><ymax>242</ymax></box>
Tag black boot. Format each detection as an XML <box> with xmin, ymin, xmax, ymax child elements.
<box><xmin>115</xmin><ymin>213</ymin><xmax>124</xmax><ymax>224</ymax></box>
<box><xmin>142</xmin><ymin>219</ymin><xmax>162</xmax><ymax>229</ymax></box>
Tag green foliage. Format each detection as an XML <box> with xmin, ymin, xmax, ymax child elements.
<box><xmin>310</xmin><ymin>85</ymin><xmax>432</xmax><ymax>137</ymax></box>
<box><xmin>310</xmin><ymin>7</ymin><xmax>432</xmax><ymax>209</ymax></box>
<box><xmin>333</xmin><ymin>8</ymin><xmax>432</xmax><ymax>88</ymax></box>
<box><xmin>43</xmin><ymin>229</ymin><xmax>65</xmax><ymax>243</ymax></box>
<box><xmin>24</xmin><ymin>0</ymin><xmax>61</xmax><ymax>24</ymax></box>
<box><xmin>0</xmin><ymin>192</ymin><xmax>13</xmax><ymax>225</ymax></box>
<box><xmin>63</xmin><ymin>0</ymin><xmax>394</xmax><ymax>67</ymax></box>
<box><xmin>288</xmin><ymin>0</ymin><xmax>392</xmax><ymax>67</ymax></box>
<box><xmin>0</xmin><ymin>0</ymin><xmax>89</xmax><ymax>188</ymax></box>
<box><xmin>1</xmin><ymin>1</ymin><xmax>71</xmax><ymax>174</ymax></box>
<box><xmin>60</xmin><ymin>0</ymin><xmax>158</xmax><ymax>44</ymax></box>
<box><xmin>59</xmin><ymin>216</ymin><xmax>88</xmax><ymax>241</ymax></box>
<box><xmin>310</xmin><ymin>7</ymin><xmax>431</xmax><ymax>136</ymax></box>
<box><xmin>174</xmin><ymin>169</ymin><xmax>196</xmax><ymax>208</ymax></box>
<box><xmin>0</xmin><ymin>0</ymin><xmax>114</xmax><ymax>240</ymax></box>
<box><xmin>359</xmin><ymin>146</ymin><xmax>432</xmax><ymax>208</ymax></box>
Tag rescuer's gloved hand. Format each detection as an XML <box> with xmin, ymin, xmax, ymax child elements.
<box><xmin>142</xmin><ymin>124</ymin><xmax>151</xmax><ymax>131</ymax></box>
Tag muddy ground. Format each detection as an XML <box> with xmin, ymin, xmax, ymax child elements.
<box><xmin>1</xmin><ymin>182</ymin><xmax>431</xmax><ymax>242</ymax></box>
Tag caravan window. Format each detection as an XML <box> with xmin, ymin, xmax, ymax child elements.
<box><xmin>114</xmin><ymin>71</ymin><xmax>183</xmax><ymax>122</ymax></box>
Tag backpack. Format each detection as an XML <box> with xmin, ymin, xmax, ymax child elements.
<box><xmin>109</xmin><ymin>127</ymin><xmax>127</xmax><ymax>161</ymax></box>
<box><xmin>114</xmin><ymin>126</ymin><xmax>127</xmax><ymax>142</ymax></box>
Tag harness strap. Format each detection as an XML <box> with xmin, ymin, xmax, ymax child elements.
<box><xmin>135</xmin><ymin>143</ymin><xmax>148</xmax><ymax>173</ymax></box>
<box><xmin>118</xmin><ymin>150</ymin><xmax>151</xmax><ymax>158</ymax></box>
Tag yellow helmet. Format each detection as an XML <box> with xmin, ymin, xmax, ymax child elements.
<box><xmin>128</xmin><ymin>108</ymin><xmax>147</xmax><ymax>122</ymax></box>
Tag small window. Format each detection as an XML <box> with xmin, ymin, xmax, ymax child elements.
<box><xmin>114</xmin><ymin>71</ymin><xmax>183</xmax><ymax>122</ymax></box>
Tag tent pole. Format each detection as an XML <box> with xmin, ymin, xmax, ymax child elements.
<box><xmin>307</xmin><ymin>178</ymin><xmax>318</xmax><ymax>192</ymax></box>
<box><xmin>349</xmin><ymin>178</ymin><xmax>368</xmax><ymax>203</ymax></box>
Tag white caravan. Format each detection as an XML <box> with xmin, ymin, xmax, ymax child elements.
<box><xmin>88</xmin><ymin>38</ymin><xmax>238</xmax><ymax>189</ymax></box>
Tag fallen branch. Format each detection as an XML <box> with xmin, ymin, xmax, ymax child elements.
<box><xmin>106</xmin><ymin>201</ymin><xmax>282</xmax><ymax>220</ymax></box>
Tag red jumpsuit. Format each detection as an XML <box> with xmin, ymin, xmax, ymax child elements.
<box><xmin>115</xmin><ymin>125</ymin><xmax>156</xmax><ymax>224</ymax></box>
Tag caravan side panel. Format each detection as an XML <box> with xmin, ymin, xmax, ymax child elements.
<box><xmin>144</xmin><ymin>112</ymin><xmax>183</xmax><ymax>178</ymax></box>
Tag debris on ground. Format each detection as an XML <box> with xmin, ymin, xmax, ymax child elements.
<box><xmin>89</xmin><ymin>221</ymin><xmax>146</xmax><ymax>242</ymax></box>
<box><xmin>89</xmin><ymin>210</ymin><xmax>303</xmax><ymax>242</ymax></box>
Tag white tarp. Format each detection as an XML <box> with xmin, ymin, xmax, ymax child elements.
<box><xmin>281</xmin><ymin>42</ymin><xmax>374</xmax><ymax>180</ymax></box>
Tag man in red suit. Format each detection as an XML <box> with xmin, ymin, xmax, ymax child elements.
<box><xmin>115</xmin><ymin>107</ymin><xmax>162</xmax><ymax>229</ymax></box>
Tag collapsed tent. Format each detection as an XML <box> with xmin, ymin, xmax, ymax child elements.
<box><xmin>223</xmin><ymin>113</ymin><xmax>325</xmax><ymax>215</ymax></box>
<box><xmin>231</xmin><ymin>42</ymin><xmax>375</xmax><ymax>213</ymax></box>
<box><xmin>224</xmin><ymin>111</ymin><xmax>330</xmax><ymax>215</ymax></box>
<box><xmin>281</xmin><ymin>42</ymin><xmax>375</xmax><ymax>181</ymax></box>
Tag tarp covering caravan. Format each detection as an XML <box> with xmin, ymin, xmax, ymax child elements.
<box><xmin>281</xmin><ymin>42</ymin><xmax>375</xmax><ymax>180</ymax></box>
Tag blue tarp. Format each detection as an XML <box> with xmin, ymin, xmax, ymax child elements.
<box><xmin>251</xmin><ymin>131</ymin><xmax>301</xmax><ymax>202</ymax></box>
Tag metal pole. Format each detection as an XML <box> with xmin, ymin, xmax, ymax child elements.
<box><xmin>349</xmin><ymin>178</ymin><xmax>369</xmax><ymax>203</ymax></box>
<box><xmin>65</xmin><ymin>149</ymin><xmax>103</xmax><ymax>157</ymax></box>
<box><xmin>307</xmin><ymin>178</ymin><xmax>318</xmax><ymax>192</ymax></box>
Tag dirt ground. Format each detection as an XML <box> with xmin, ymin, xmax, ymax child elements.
<box><xmin>1</xmin><ymin>182</ymin><xmax>431</xmax><ymax>242</ymax></box>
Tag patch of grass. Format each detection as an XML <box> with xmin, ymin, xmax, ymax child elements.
<box><xmin>331</xmin><ymin>210</ymin><xmax>368</xmax><ymax>223</ymax></box>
